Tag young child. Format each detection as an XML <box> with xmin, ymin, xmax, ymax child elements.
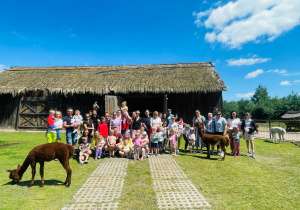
<box><xmin>94</xmin><ymin>134</ymin><xmax>105</xmax><ymax>160</ymax></box>
<box><xmin>141</xmin><ymin>131</ymin><xmax>149</xmax><ymax>158</ymax></box>
<box><xmin>162</xmin><ymin>121</ymin><xmax>168</xmax><ymax>152</ymax></box>
<box><xmin>178</xmin><ymin>118</ymin><xmax>184</xmax><ymax>130</ymax></box>
<box><xmin>188</xmin><ymin>128</ymin><xmax>196</xmax><ymax>153</ymax></box>
<box><xmin>121</xmin><ymin>101</ymin><xmax>128</xmax><ymax>115</ymax></box>
<box><xmin>232</xmin><ymin>127</ymin><xmax>241</xmax><ymax>157</ymax></box>
<box><xmin>107</xmin><ymin>130</ymin><xmax>117</xmax><ymax>158</ymax></box>
<box><xmin>78</xmin><ymin>137</ymin><xmax>90</xmax><ymax>164</ymax></box>
<box><xmin>72</xmin><ymin>110</ymin><xmax>83</xmax><ymax>137</ymax></box>
<box><xmin>169</xmin><ymin>129</ymin><xmax>177</xmax><ymax>156</ymax></box>
<box><xmin>122</xmin><ymin>139</ymin><xmax>132</xmax><ymax>159</ymax></box>
<box><xmin>46</xmin><ymin>109</ymin><xmax>61</xmax><ymax>140</ymax></box>
<box><xmin>133</xmin><ymin>132</ymin><xmax>143</xmax><ymax>160</ymax></box>
<box><xmin>150</xmin><ymin>127</ymin><xmax>159</xmax><ymax>156</ymax></box>
<box><xmin>157</xmin><ymin>127</ymin><xmax>164</xmax><ymax>154</ymax></box>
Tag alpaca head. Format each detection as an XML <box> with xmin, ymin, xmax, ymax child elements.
<box><xmin>7</xmin><ymin>164</ymin><xmax>21</xmax><ymax>183</ymax></box>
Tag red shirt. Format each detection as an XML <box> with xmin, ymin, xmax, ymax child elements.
<box><xmin>98</xmin><ymin>123</ymin><xmax>108</xmax><ymax>138</ymax></box>
<box><xmin>47</xmin><ymin>114</ymin><xmax>55</xmax><ymax>126</ymax></box>
<box><xmin>122</xmin><ymin>116</ymin><xmax>130</xmax><ymax>130</ymax></box>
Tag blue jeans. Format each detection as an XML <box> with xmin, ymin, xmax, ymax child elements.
<box><xmin>47</xmin><ymin>125</ymin><xmax>60</xmax><ymax>138</ymax></box>
<box><xmin>183</xmin><ymin>134</ymin><xmax>189</xmax><ymax>150</ymax></box>
<box><xmin>66</xmin><ymin>130</ymin><xmax>78</xmax><ymax>145</ymax></box>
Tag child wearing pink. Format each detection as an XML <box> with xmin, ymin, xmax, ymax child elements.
<box><xmin>169</xmin><ymin>129</ymin><xmax>177</xmax><ymax>156</ymax></box>
<box><xmin>232</xmin><ymin>127</ymin><xmax>241</xmax><ymax>157</ymax></box>
<box><xmin>133</xmin><ymin>133</ymin><xmax>143</xmax><ymax>160</ymax></box>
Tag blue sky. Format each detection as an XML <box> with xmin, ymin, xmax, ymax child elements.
<box><xmin>0</xmin><ymin>0</ymin><xmax>299</xmax><ymax>100</ymax></box>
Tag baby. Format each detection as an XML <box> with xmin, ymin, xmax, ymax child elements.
<box><xmin>72</xmin><ymin>110</ymin><xmax>83</xmax><ymax>136</ymax></box>
<box><xmin>121</xmin><ymin>101</ymin><xmax>128</xmax><ymax>115</ymax></box>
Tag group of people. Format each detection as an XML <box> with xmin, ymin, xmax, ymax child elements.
<box><xmin>46</xmin><ymin>101</ymin><xmax>258</xmax><ymax>163</ymax></box>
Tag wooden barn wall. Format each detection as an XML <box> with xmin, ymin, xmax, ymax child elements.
<box><xmin>0</xmin><ymin>94</ymin><xmax>20</xmax><ymax>129</ymax></box>
<box><xmin>167</xmin><ymin>92</ymin><xmax>222</xmax><ymax>124</ymax></box>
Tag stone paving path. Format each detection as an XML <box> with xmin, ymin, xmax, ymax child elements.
<box><xmin>149</xmin><ymin>155</ymin><xmax>211</xmax><ymax>209</ymax></box>
<box><xmin>62</xmin><ymin>158</ymin><xmax>128</xmax><ymax>210</ymax></box>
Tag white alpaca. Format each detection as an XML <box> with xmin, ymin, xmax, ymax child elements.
<box><xmin>270</xmin><ymin>127</ymin><xmax>286</xmax><ymax>143</ymax></box>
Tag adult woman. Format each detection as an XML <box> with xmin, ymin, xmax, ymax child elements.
<box><xmin>212</xmin><ymin>111</ymin><xmax>227</xmax><ymax>156</ymax></box>
<box><xmin>116</xmin><ymin>110</ymin><xmax>122</xmax><ymax>119</ymax></box>
<box><xmin>150</xmin><ymin>111</ymin><xmax>162</xmax><ymax>135</ymax></box>
<box><xmin>83</xmin><ymin>113</ymin><xmax>94</xmax><ymax>143</ymax></box>
<box><xmin>227</xmin><ymin>111</ymin><xmax>241</xmax><ymax>154</ymax></box>
<box><xmin>131</xmin><ymin>110</ymin><xmax>143</xmax><ymax>139</ymax></box>
<box><xmin>192</xmin><ymin>110</ymin><xmax>206</xmax><ymax>153</ymax></box>
<box><xmin>110</xmin><ymin>112</ymin><xmax>121</xmax><ymax>133</ymax></box>
<box><xmin>204</xmin><ymin>113</ymin><xmax>215</xmax><ymax>155</ymax></box>
<box><xmin>78</xmin><ymin>129</ymin><xmax>92</xmax><ymax>156</ymax></box>
<box><xmin>47</xmin><ymin>111</ymin><xmax>63</xmax><ymax>143</ymax></box>
<box><xmin>241</xmin><ymin>112</ymin><xmax>257</xmax><ymax>159</ymax></box>
<box><xmin>119</xmin><ymin>132</ymin><xmax>134</xmax><ymax>157</ymax></box>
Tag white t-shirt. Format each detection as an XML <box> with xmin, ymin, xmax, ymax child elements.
<box><xmin>50</xmin><ymin>119</ymin><xmax>62</xmax><ymax>133</ymax></box>
<box><xmin>151</xmin><ymin>117</ymin><xmax>162</xmax><ymax>128</ymax></box>
<box><xmin>182</xmin><ymin>128</ymin><xmax>190</xmax><ymax>135</ymax></box>
<box><xmin>168</xmin><ymin>122</ymin><xmax>178</xmax><ymax>131</ymax></box>
<box><xmin>245</xmin><ymin>119</ymin><xmax>252</xmax><ymax>129</ymax></box>
<box><xmin>157</xmin><ymin>131</ymin><xmax>164</xmax><ymax>142</ymax></box>
<box><xmin>188</xmin><ymin>133</ymin><xmax>195</xmax><ymax>141</ymax></box>
<box><xmin>227</xmin><ymin>118</ymin><xmax>241</xmax><ymax>129</ymax></box>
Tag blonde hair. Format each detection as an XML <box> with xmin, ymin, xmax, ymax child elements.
<box><xmin>75</xmin><ymin>110</ymin><xmax>80</xmax><ymax>115</ymax></box>
<box><xmin>55</xmin><ymin>111</ymin><xmax>62</xmax><ymax>119</ymax></box>
<box><xmin>185</xmin><ymin>124</ymin><xmax>190</xmax><ymax>129</ymax></box>
<box><xmin>208</xmin><ymin>112</ymin><xmax>212</xmax><ymax>117</ymax></box>
<box><xmin>49</xmin><ymin>109</ymin><xmax>55</xmax><ymax>114</ymax></box>
<box><xmin>244</xmin><ymin>112</ymin><xmax>252</xmax><ymax>119</ymax></box>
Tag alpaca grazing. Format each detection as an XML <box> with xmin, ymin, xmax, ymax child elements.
<box><xmin>270</xmin><ymin>127</ymin><xmax>286</xmax><ymax>143</ymax></box>
<box><xmin>196</xmin><ymin>122</ymin><xmax>230</xmax><ymax>161</ymax></box>
<box><xmin>7</xmin><ymin>142</ymin><xmax>74</xmax><ymax>187</ymax></box>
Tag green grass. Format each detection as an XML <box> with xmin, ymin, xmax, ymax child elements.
<box><xmin>0</xmin><ymin>132</ymin><xmax>100</xmax><ymax>210</ymax></box>
<box><xmin>1</xmin><ymin>132</ymin><xmax>300</xmax><ymax>209</ymax></box>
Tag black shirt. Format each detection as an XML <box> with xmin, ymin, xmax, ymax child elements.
<box><xmin>143</xmin><ymin>116</ymin><xmax>151</xmax><ymax>130</ymax></box>
<box><xmin>63</xmin><ymin>115</ymin><xmax>74</xmax><ymax>132</ymax></box>
<box><xmin>91</xmin><ymin>115</ymin><xmax>100</xmax><ymax>130</ymax></box>
<box><xmin>131</xmin><ymin>117</ymin><xmax>143</xmax><ymax>130</ymax></box>
<box><xmin>83</xmin><ymin>120</ymin><xmax>93</xmax><ymax>136</ymax></box>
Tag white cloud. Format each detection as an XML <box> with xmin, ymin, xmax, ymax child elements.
<box><xmin>0</xmin><ymin>64</ymin><xmax>7</xmax><ymax>72</ymax></box>
<box><xmin>245</xmin><ymin>69</ymin><xmax>264</xmax><ymax>78</ymax></box>
<box><xmin>280</xmin><ymin>81</ymin><xmax>291</xmax><ymax>85</ymax></box>
<box><xmin>236</xmin><ymin>92</ymin><xmax>255</xmax><ymax>98</ymax></box>
<box><xmin>203</xmin><ymin>0</ymin><xmax>208</xmax><ymax>4</ymax></box>
<box><xmin>193</xmin><ymin>0</ymin><xmax>300</xmax><ymax>48</ymax></box>
<box><xmin>267</xmin><ymin>69</ymin><xmax>300</xmax><ymax>76</ymax></box>
<box><xmin>227</xmin><ymin>56</ymin><xmax>271</xmax><ymax>66</ymax></box>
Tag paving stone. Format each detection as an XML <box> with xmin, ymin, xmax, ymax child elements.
<box><xmin>97</xmin><ymin>202</ymin><xmax>119</xmax><ymax>209</ymax></box>
<box><xmin>74</xmin><ymin>187</ymin><xmax>123</xmax><ymax>203</ymax></box>
<box><xmin>82</xmin><ymin>176</ymin><xmax>124</xmax><ymax>188</ymax></box>
<box><xmin>62</xmin><ymin>203</ymin><xmax>98</xmax><ymax>210</ymax></box>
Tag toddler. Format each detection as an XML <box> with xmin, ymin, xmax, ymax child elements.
<box><xmin>122</xmin><ymin>139</ymin><xmax>132</xmax><ymax>159</ymax></box>
<box><xmin>121</xmin><ymin>101</ymin><xmax>128</xmax><ymax>115</ymax></box>
<box><xmin>188</xmin><ymin>128</ymin><xmax>196</xmax><ymax>153</ymax></box>
<box><xmin>95</xmin><ymin>134</ymin><xmax>105</xmax><ymax>160</ymax></box>
<box><xmin>46</xmin><ymin>110</ymin><xmax>61</xmax><ymax>140</ymax></box>
<box><xmin>169</xmin><ymin>129</ymin><xmax>177</xmax><ymax>156</ymax></box>
<box><xmin>79</xmin><ymin>137</ymin><xmax>90</xmax><ymax>164</ymax></box>
<box><xmin>72</xmin><ymin>110</ymin><xmax>83</xmax><ymax>137</ymax></box>
<box><xmin>107</xmin><ymin>130</ymin><xmax>117</xmax><ymax>158</ymax></box>
<box><xmin>157</xmin><ymin>127</ymin><xmax>164</xmax><ymax>154</ymax></box>
<box><xmin>162</xmin><ymin>121</ymin><xmax>168</xmax><ymax>152</ymax></box>
<box><xmin>141</xmin><ymin>131</ymin><xmax>149</xmax><ymax>158</ymax></box>
<box><xmin>178</xmin><ymin>118</ymin><xmax>184</xmax><ymax>130</ymax></box>
<box><xmin>150</xmin><ymin>128</ymin><xmax>159</xmax><ymax>156</ymax></box>
<box><xmin>232</xmin><ymin>127</ymin><xmax>241</xmax><ymax>157</ymax></box>
<box><xmin>133</xmin><ymin>132</ymin><xmax>143</xmax><ymax>160</ymax></box>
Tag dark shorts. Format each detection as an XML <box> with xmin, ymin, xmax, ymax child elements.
<box><xmin>158</xmin><ymin>142</ymin><xmax>163</xmax><ymax>148</ymax></box>
<box><xmin>151</xmin><ymin>143</ymin><xmax>158</xmax><ymax>148</ymax></box>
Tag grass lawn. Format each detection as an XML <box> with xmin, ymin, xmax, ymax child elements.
<box><xmin>0</xmin><ymin>132</ymin><xmax>300</xmax><ymax>209</ymax></box>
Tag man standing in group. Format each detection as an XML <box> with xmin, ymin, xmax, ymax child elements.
<box><xmin>142</xmin><ymin>109</ymin><xmax>152</xmax><ymax>136</ymax></box>
<box><xmin>167</xmin><ymin>109</ymin><xmax>177</xmax><ymax>124</ymax></box>
<box><xmin>212</xmin><ymin>107</ymin><xmax>219</xmax><ymax>120</ymax></box>
<box><xmin>63</xmin><ymin>108</ymin><xmax>77</xmax><ymax>151</ymax></box>
<box><xmin>91</xmin><ymin>110</ymin><xmax>100</xmax><ymax>131</ymax></box>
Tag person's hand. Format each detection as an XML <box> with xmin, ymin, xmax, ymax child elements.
<box><xmin>97</xmin><ymin>119</ymin><xmax>100</xmax><ymax>122</ymax></box>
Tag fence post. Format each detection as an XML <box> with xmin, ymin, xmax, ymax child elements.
<box><xmin>269</xmin><ymin>120</ymin><xmax>271</xmax><ymax>139</ymax></box>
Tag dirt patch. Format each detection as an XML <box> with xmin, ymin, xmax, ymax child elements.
<box><xmin>0</xmin><ymin>142</ymin><xmax>21</xmax><ymax>147</ymax></box>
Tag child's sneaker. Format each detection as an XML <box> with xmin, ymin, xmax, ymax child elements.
<box><xmin>220</xmin><ymin>152</ymin><xmax>224</xmax><ymax>157</ymax></box>
<box><xmin>200</xmin><ymin>150</ymin><xmax>203</xmax><ymax>154</ymax></box>
<box><xmin>155</xmin><ymin>153</ymin><xmax>158</xmax><ymax>156</ymax></box>
<box><xmin>95</xmin><ymin>157</ymin><xmax>97</xmax><ymax>161</ymax></box>
<box><xmin>84</xmin><ymin>160</ymin><xmax>88</xmax><ymax>164</ymax></box>
<box><xmin>237</xmin><ymin>152</ymin><xmax>241</xmax><ymax>156</ymax></box>
<box><xmin>234</xmin><ymin>153</ymin><xmax>236</xmax><ymax>157</ymax></box>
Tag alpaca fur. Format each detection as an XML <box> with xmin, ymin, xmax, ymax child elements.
<box><xmin>270</xmin><ymin>127</ymin><xmax>286</xmax><ymax>143</ymax></box>
<box><xmin>195</xmin><ymin>122</ymin><xmax>230</xmax><ymax>161</ymax></box>
<box><xmin>7</xmin><ymin>142</ymin><xmax>74</xmax><ymax>187</ymax></box>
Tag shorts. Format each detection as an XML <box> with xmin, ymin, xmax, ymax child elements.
<box><xmin>151</xmin><ymin>143</ymin><xmax>158</xmax><ymax>148</ymax></box>
<box><xmin>189</xmin><ymin>140</ymin><xmax>195</xmax><ymax>146</ymax></box>
<box><xmin>79</xmin><ymin>151</ymin><xmax>88</xmax><ymax>156</ymax></box>
<box><xmin>170</xmin><ymin>143</ymin><xmax>176</xmax><ymax>148</ymax></box>
<box><xmin>158</xmin><ymin>142</ymin><xmax>163</xmax><ymax>148</ymax></box>
<box><xmin>124</xmin><ymin>150</ymin><xmax>131</xmax><ymax>156</ymax></box>
<box><xmin>163</xmin><ymin>138</ymin><xmax>167</xmax><ymax>143</ymax></box>
<box><xmin>243</xmin><ymin>132</ymin><xmax>254</xmax><ymax>141</ymax></box>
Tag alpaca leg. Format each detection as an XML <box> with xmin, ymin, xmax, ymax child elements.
<box><xmin>221</xmin><ymin>142</ymin><xmax>226</xmax><ymax>161</ymax></box>
<box><xmin>60</xmin><ymin>159</ymin><xmax>72</xmax><ymax>187</ymax></box>
<box><xmin>206</xmin><ymin>143</ymin><xmax>211</xmax><ymax>159</ymax></box>
<box><xmin>29</xmin><ymin>163</ymin><xmax>36</xmax><ymax>187</ymax></box>
<box><xmin>39</xmin><ymin>161</ymin><xmax>44</xmax><ymax>187</ymax></box>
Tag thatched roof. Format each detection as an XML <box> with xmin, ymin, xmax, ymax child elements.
<box><xmin>281</xmin><ymin>111</ymin><xmax>300</xmax><ymax>119</ymax></box>
<box><xmin>0</xmin><ymin>62</ymin><xmax>227</xmax><ymax>96</ymax></box>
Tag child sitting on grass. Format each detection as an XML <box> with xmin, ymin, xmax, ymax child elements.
<box><xmin>46</xmin><ymin>109</ymin><xmax>61</xmax><ymax>141</ymax></box>
<box><xmin>232</xmin><ymin>127</ymin><xmax>241</xmax><ymax>157</ymax></box>
<box><xmin>188</xmin><ymin>128</ymin><xmax>196</xmax><ymax>153</ymax></box>
<box><xmin>79</xmin><ymin>137</ymin><xmax>90</xmax><ymax>164</ymax></box>
<box><xmin>122</xmin><ymin>139</ymin><xmax>132</xmax><ymax>159</ymax></box>
<box><xmin>169</xmin><ymin>129</ymin><xmax>177</xmax><ymax>156</ymax></box>
<box><xmin>150</xmin><ymin>127</ymin><xmax>159</xmax><ymax>156</ymax></box>
<box><xmin>95</xmin><ymin>133</ymin><xmax>105</xmax><ymax>160</ymax></box>
<box><xmin>107</xmin><ymin>130</ymin><xmax>116</xmax><ymax>158</ymax></box>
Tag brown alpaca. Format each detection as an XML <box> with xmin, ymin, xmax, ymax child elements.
<box><xmin>195</xmin><ymin>122</ymin><xmax>230</xmax><ymax>161</ymax></box>
<box><xmin>7</xmin><ymin>142</ymin><xmax>74</xmax><ymax>187</ymax></box>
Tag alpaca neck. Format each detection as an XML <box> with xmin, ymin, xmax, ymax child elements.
<box><xmin>18</xmin><ymin>157</ymin><xmax>30</xmax><ymax>178</ymax></box>
<box><xmin>198</xmin><ymin>126</ymin><xmax>204</xmax><ymax>138</ymax></box>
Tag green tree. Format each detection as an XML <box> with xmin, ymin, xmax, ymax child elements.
<box><xmin>251</xmin><ymin>84</ymin><xmax>270</xmax><ymax>105</ymax></box>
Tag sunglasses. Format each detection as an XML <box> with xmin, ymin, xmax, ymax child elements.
<box><xmin>216</xmin><ymin>114</ymin><xmax>221</xmax><ymax>116</ymax></box>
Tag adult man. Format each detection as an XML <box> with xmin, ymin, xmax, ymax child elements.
<box><xmin>91</xmin><ymin>110</ymin><xmax>100</xmax><ymax>131</ymax></box>
<box><xmin>166</xmin><ymin>109</ymin><xmax>178</xmax><ymax>124</ymax></box>
<box><xmin>105</xmin><ymin>112</ymin><xmax>111</xmax><ymax>132</ymax></box>
<box><xmin>142</xmin><ymin>109</ymin><xmax>151</xmax><ymax>135</ymax></box>
<box><xmin>212</xmin><ymin>107</ymin><xmax>219</xmax><ymax>120</ymax></box>
<box><xmin>63</xmin><ymin>108</ymin><xmax>77</xmax><ymax>151</ymax></box>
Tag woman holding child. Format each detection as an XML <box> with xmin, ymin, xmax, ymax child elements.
<box><xmin>131</xmin><ymin>110</ymin><xmax>143</xmax><ymax>139</ymax></box>
<box><xmin>47</xmin><ymin>111</ymin><xmax>63</xmax><ymax>143</ymax></box>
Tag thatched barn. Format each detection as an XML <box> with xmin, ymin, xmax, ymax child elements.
<box><xmin>0</xmin><ymin>62</ymin><xmax>227</xmax><ymax>130</ymax></box>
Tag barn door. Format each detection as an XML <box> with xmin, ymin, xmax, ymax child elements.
<box><xmin>18</xmin><ymin>97</ymin><xmax>53</xmax><ymax>129</ymax></box>
<box><xmin>105</xmin><ymin>95</ymin><xmax>124</xmax><ymax>116</ymax></box>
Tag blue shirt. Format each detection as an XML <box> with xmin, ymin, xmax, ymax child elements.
<box><xmin>167</xmin><ymin>114</ymin><xmax>174</xmax><ymax>124</ymax></box>
<box><xmin>232</xmin><ymin>132</ymin><xmax>240</xmax><ymax>142</ymax></box>
<box><xmin>214</xmin><ymin>117</ymin><xmax>227</xmax><ymax>132</ymax></box>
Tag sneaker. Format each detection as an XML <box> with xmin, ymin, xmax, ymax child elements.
<box><xmin>217</xmin><ymin>149</ymin><xmax>221</xmax><ymax>153</ymax></box>
<box><xmin>112</xmin><ymin>155</ymin><xmax>116</xmax><ymax>158</ymax></box>
<box><xmin>155</xmin><ymin>153</ymin><xmax>158</xmax><ymax>156</ymax></box>
<box><xmin>220</xmin><ymin>152</ymin><xmax>224</xmax><ymax>157</ymax></box>
<box><xmin>237</xmin><ymin>152</ymin><xmax>241</xmax><ymax>156</ymax></box>
<box><xmin>79</xmin><ymin>160</ymin><xmax>83</xmax><ymax>164</ymax></box>
<box><xmin>57</xmin><ymin>137</ymin><xmax>62</xmax><ymax>141</ymax></box>
<box><xmin>252</xmin><ymin>153</ymin><xmax>256</xmax><ymax>159</ymax></box>
<box><xmin>210</xmin><ymin>150</ymin><xmax>214</xmax><ymax>155</ymax></box>
<box><xmin>246</xmin><ymin>152</ymin><xmax>251</xmax><ymax>157</ymax></box>
<box><xmin>84</xmin><ymin>160</ymin><xmax>88</xmax><ymax>164</ymax></box>
<box><xmin>95</xmin><ymin>157</ymin><xmax>97</xmax><ymax>161</ymax></box>
<box><xmin>98</xmin><ymin>156</ymin><xmax>100</xmax><ymax>158</ymax></box>
<box><xmin>230</xmin><ymin>152</ymin><xmax>234</xmax><ymax>156</ymax></box>
<box><xmin>234</xmin><ymin>153</ymin><xmax>236</xmax><ymax>157</ymax></box>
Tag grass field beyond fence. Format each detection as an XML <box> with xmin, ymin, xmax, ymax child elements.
<box><xmin>0</xmin><ymin>132</ymin><xmax>300</xmax><ymax>209</ymax></box>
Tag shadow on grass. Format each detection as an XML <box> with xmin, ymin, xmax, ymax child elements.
<box><xmin>3</xmin><ymin>179</ymin><xmax>65</xmax><ymax>187</ymax></box>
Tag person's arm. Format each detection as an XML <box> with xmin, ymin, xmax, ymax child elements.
<box><xmin>63</xmin><ymin>121</ymin><xmax>74</xmax><ymax>128</ymax></box>
<box><xmin>91</xmin><ymin>123</ymin><xmax>94</xmax><ymax>136</ymax></box>
<box><xmin>117</xmin><ymin>138</ymin><xmax>123</xmax><ymax>146</ymax></box>
<box><xmin>223</xmin><ymin>123</ymin><xmax>227</xmax><ymax>136</ymax></box>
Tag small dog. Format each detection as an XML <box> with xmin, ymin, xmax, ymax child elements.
<box><xmin>270</xmin><ymin>127</ymin><xmax>286</xmax><ymax>143</ymax></box>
